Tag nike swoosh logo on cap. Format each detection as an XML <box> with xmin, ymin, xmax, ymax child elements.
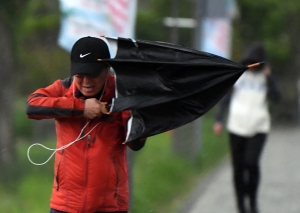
<box><xmin>80</xmin><ymin>53</ymin><xmax>91</xmax><ymax>58</ymax></box>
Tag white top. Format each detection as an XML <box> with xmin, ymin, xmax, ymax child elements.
<box><xmin>227</xmin><ymin>70</ymin><xmax>270</xmax><ymax>136</ymax></box>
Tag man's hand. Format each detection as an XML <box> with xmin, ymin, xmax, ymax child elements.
<box><xmin>83</xmin><ymin>98</ymin><xmax>109</xmax><ymax>119</ymax></box>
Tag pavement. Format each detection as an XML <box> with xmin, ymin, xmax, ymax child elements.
<box><xmin>177</xmin><ymin>125</ymin><xmax>300</xmax><ymax>213</ymax></box>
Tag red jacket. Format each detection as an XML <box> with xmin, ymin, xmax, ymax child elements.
<box><xmin>27</xmin><ymin>74</ymin><xmax>132</xmax><ymax>212</ymax></box>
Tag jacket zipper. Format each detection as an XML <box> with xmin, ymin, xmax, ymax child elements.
<box><xmin>82</xmin><ymin>134</ymin><xmax>90</xmax><ymax>212</ymax></box>
<box><xmin>87</xmin><ymin>135</ymin><xmax>91</xmax><ymax>148</ymax></box>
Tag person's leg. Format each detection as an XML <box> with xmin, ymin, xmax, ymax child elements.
<box><xmin>229</xmin><ymin>133</ymin><xmax>248</xmax><ymax>213</ymax></box>
<box><xmin>244</xmin><ymin>133</ymin><xmax>267</xmax><ymax>213</ymax></box>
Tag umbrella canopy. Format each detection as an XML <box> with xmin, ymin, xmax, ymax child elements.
<box><xmin>101</xmin><ymin>37</ymin><xmax>248</xmax><ymax>142</ymax></box>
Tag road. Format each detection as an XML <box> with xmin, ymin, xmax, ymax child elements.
<box><xmin>177</xmin><ymin>125</ymin><xmax>300</xmax><ymax>213</ymax></box>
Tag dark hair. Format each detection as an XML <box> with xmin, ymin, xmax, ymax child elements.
<box><xmin>241</xmin><ymin>42</ymin><xmax>267</xmax><ymax>71</ymax></box>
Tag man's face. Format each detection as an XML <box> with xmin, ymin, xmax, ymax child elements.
<box><xmin>74</xmin><ymin>68</ymin><xmax>108</xmax><ymax>98</ymax></box>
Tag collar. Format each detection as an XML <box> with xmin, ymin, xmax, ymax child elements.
<box><xmin>74</xmin><ymin>88</ymin><xmax>105</xmax><ymax>100</ymax></box>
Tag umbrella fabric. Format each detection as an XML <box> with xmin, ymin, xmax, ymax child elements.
<box><xmin>102</xmin><ymin>37</ymin><xmax>247</xmax><ymax>142</ymax></box>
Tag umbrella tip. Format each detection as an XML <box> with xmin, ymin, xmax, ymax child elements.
<box><xmin>247</xmin><ymin>61</ymin><xmax>265</xmax><ymax>69</ymax></box>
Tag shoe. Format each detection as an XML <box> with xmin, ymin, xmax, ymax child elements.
<box><xmin>237</xmin><ymin>205</ymin><xmax>246</xmax><ymax>213</ymax></box>
<box><xmin>250</xmin><ymin>207</ymin><xmax>259</xmax><ymax>213</ymax></box>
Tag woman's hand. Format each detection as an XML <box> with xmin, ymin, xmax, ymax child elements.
<box><xmin>213</xmin><ymin>122</ymin><xmax>223</xmax><ymax>136</ymax></box>
<box><xmin>263</xmin><ymin>65</ymin><xmax>271</xmax><ymax>76</ymax></box>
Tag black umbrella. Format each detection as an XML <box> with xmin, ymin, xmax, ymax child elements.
<box><xmin>101</xmin><ymin>37</ymin><xmax>261</xmax><ymax>142</ymax></box>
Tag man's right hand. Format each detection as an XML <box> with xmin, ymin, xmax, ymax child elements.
<box><xmin>83</xmin><ymin>98</ymin><xmax>109</xmax><ymax>119</ymax></box>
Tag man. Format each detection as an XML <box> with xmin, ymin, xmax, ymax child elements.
<box><xmin>26</xmin><ymin>36</ymin><xmax>145</xmax><ymax>213</ymax></box>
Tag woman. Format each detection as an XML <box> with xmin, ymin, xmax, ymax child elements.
<box><xmin>213</xmin><ymin>42</ymin><xmax>280</xmax><ymax>213</ymax></box>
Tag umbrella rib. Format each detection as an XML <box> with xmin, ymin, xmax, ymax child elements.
<box><xmin>247</xmin><ymin>62</ymin><xmax>265</xmax><ymax>68</ymax></box>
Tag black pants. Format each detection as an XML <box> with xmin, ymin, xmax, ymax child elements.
<box><xmin>50</xmin><ymin>209</ymin><xmax>127</xmax><ymax>213</ymax></box>
<box><xmin>229</xmin><ymin>132</ymin><xmax>267</xmax><ymax>213</ymax></box>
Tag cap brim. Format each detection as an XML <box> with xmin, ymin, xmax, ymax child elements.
<box><xmin>71</xmin><ymin>63</ymin><xmax>105</xmax><ymax>76</ymax></box>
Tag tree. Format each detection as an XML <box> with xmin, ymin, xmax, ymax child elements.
<box><xmin>0</xmin><ymin>0</ymin><xmax>60</xmax><ymax>167</ymax></box>
<box><xmin>136</xmin><ymin>0</ymin><xmax>194</xmax><ymax>47</ymax></box>
<box><xmin>0</xmin><ymin>0</ymin><xmax>27</xmax><ymax>166</ymax></box>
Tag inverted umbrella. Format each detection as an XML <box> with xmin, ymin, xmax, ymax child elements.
<box><xmin>101</xmin><ymin>37</ymin><xmax>259</xmax><ymax>142</ymax></box>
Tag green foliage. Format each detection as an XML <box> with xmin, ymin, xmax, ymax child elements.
<box><xmin>22</xmin><ymin>13</ymin><xmax>60</xmax><ymax>36</ymax></box>
<box><xmin>13</xmin><ymin>98</ymin><xmax>33</xmax><ymax>139</ymax></box>
<box><xmin>131</xmin><ymin>133</ymin><xmax>200</xmax><ymax>213</ymax></box>
<box><xmin>21</xmin><ymin>0</ymin><xmax>60</xmax><ymax>36</ymax></box>
<box><xmin>234</xmin><ymin>0</ymin><xmax>300</xmax><ymax>73</ymax></box>
<box><xmin>18</xmin><ymin>46</ymin><xmax>69</xmax><ymax>96</ymax></box>
<box><xmin>9</xmin><ymin>1</ymin><xmax>65</xmax><ymax>96</ymax></box>
<box><xmin>0</xmin><ymin>0</ymin><xmax>60</xmax><ymax>61</ymax></box>
<box><xmin>131</xmin><ymin>111</ymin><xmax>229</xmax><ymax>213</ymax></box>
<box><xmin>136</xmin><ymin>0</ymin><xmax>194</xmax><ymax>47</ymax></box>
<box><xmin>136</xmin><ymin>10</ymin><xmax>167</xmax><ymax>42</ymax></box>
<box><xmin>0</xmin><ymin>174</ymin><xmax>52</xmax><ymax>213</ymax></box>
<box><xmin>0</xmin><ymin>1</ymin><xmax>30</xmax><ymax>26</ymax></box>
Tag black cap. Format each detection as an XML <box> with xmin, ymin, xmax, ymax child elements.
<box><xmin>70</xmin><ymin>36</ymin><xmax>110</xmax><ymax>76</ymax></box>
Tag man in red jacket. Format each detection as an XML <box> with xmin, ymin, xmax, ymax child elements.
<box><xmin>26</xmin><ymin>36</ymin><xmax>145</xmax><ymax>213</ymax></box>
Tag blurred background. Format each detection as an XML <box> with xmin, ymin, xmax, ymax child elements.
<box><xmin>0</xmin><ymin>0</ymin><xmax>299</xmax><ymax>212</ymax></box>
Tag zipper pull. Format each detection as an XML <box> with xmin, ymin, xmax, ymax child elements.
<box><xmin>87</xmin><ymin>135</ymin><xmax>91</xmax><ymax>148</ymax></box>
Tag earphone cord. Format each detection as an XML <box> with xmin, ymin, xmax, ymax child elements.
<box><xmin>28</xmin><ymin>72</ymin><xmax>110</xmax><ymax>166</ymax></box>
<box><xmin>27</xmin><ymin>120</ymin><xmax>100</xmax><ymax>166</ymax></box>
